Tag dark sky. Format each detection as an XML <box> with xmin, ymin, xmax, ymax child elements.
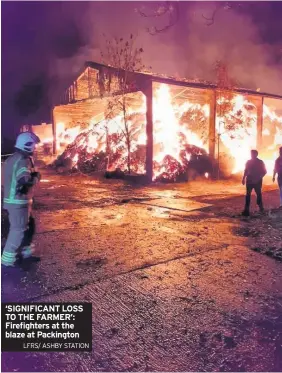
<box><xmin>2</xmin><ymin>1</ymin><xmax>282</xmax><ymax>141</ymax></box>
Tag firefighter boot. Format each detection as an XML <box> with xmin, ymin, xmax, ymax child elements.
<box><xmin>1</xmin><ymin>251</ymin><xmax>17</xmax><ymax>267</ymax></box>
<box><xmin>22</xmin><ymin>244</ymin><xmax>40</xmax><ymax>262</ymax></box>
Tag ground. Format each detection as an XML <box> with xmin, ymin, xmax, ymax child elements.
<box><xmin>1</xmin><ymin>169</ymin><xmax>282</xmax><ymax>372</ymax></box>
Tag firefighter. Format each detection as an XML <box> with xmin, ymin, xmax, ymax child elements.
<box><xmin>272</xmin><ymin>146</ymin><xmax>282</xmax><ymax>207</ymax></box>
<box><xmin>242</xmin><ymin>150</ymin><xmax>267</xmax><ymax>217</ymax></box>
<box><xmin>2</xmin><ymin>132</ymin><xmax>41</xmax><ymax>267</ymax></box>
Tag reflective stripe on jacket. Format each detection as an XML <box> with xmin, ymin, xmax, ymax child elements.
<box><xmin>3</xmin><ymin>151</ymin><xmax>33</xmax><ymax>208</ymax></box>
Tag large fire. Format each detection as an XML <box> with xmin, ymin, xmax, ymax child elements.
<box><xmin>153</xmin><ymin>84</ymin><xmax>208</xmax><ymax>165</ymax></box>
<box><xmin>54</xmin><ymin>83</ymin><xmax>282</xmax><ymax>180</ymax></box>
<box><xmin>216</xmin><ymin>94</ymin><xmax>257</xmax><ymax>174</ymax></box>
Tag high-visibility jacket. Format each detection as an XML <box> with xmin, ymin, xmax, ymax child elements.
<box><xmin>3</xmin><ymin>151</ymin><xmax>36</xmax><ymax>208</ymax></box>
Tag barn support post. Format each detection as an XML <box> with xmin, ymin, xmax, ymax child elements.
<box><xmin>74</xmin><ymin>81</ymin><xmax>78</xmax><ymax>101</ymax></box>
<box><xmin>144</xmin><ymin>80</ymin><xmax>153</xmax><ymax>183</ymax></box>
<box><xmin>209</xmin><ymin>89</ymin><xmax>216</xmax><ymax>178</ymax></box>
<box><xmin>72</xmin><ymin>84</ymin><xmax>75</xmax><ymax>101</ymax></box>
<box><xmin>257</xmin><ymin>96</ymin><xmax>264</xmax><ymax>151</ymax></box>
<box><xmin>87</xmin><ymin>67</ymin><xmax>91</xmax><ymax>99</ymax></box>
<box><xmin>51</xmin><ymin>108</ymin><xmax>57</xmax><ymax>155</ymax></box>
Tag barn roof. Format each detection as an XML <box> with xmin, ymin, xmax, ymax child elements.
<box><xmin>58</xmin><ymin>60</ymin><xmax>282</xmax><ymax>106</ymax></box>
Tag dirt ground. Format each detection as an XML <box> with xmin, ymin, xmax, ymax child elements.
<box><xmin>1</xmin><ymin>169</ymin><xmax>282</xmax><ymax>372</ymax></box>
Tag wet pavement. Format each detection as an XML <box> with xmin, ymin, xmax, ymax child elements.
<box><xmin>1</xmin><ymin>170</ymin><xmax>282</xmax><ymax>372</ymax></box>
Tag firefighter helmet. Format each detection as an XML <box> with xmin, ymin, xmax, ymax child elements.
<box><xmin>15</xmin><ymin>132</ymin><xmax>40</xmax><ymax>153</ymax></box>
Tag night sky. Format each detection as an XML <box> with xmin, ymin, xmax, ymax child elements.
<box><xmin>2</xmin><ymin>1</ymin><xmax>282</xmax><ymax>146</ymax></box>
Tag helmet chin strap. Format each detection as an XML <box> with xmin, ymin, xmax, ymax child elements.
<box><xmin>15</xmin><ymin>147</ymin><xmax>33</xmax><ymax>157</ymax></box>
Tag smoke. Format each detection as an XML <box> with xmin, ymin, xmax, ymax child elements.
<box><xmin>181</xmin><ymin>2</ymin><xmax>282</xmax><ymax>94</ymax></box>
<box><xmin>2</xmin><ymin>1</ymin><xmax>282</xmax><ymax>138</ymax></box>
<box><xmin>50</xmin><ymin>2</ymin><xmax>182</xmax><ymax>82</ymax></box>
<box><xmin>50</xmin><ymin>2</ymin><xmax>282</xmax><ymax>95</ymax></box>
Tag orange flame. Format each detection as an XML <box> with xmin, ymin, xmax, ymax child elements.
<box><xmin>56</xmin><ymin>84</ymin><xmax>282</xmax><ymax>179</ymax></box>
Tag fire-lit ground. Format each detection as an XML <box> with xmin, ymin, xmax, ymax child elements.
<box><xmin>1</xmin><ymin>169</ymin><xmax>282</xmax><ymax>372</ymax></box>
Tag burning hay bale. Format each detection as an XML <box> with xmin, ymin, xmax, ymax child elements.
<box><xmin>155</xmin><ymin>145</ymin><xmax>214</xmax><ymax>182</ymax></box>
<box><xmin>105</xmin><ymin>168</ymin><xmax>125</xmax><ymax>179</ymax></box>
<box><xmin>52</xmin><ymin>116</ymin><xmax>214</xmax><ymax>181</ymax></box>
<box><xmin>52</xmin><ymin>125</ymin><xmax>107</xmax><ymax>173</ymax></box>
<box><xmin>54</xmin><ymin>150</ymin><xmax>108</xmax><ymax>174</ymax></box>
<box><xmin>127</xmin><ymin>145</ymin><xmax>146</xmax><ymax>173</ymax></box>
<box><xmin>154</xmin><ymin>155</ymin><xmax>185</xmax><ymax>183</ymax></box>
<box><xmin>52</xmin><ymin>83</ymin><xmax>215</xmax><ymax>182</ymax></box>
<box><xmin>53</xmin><ymin>78</ymin><xmax>282</xmax><ymax>183</ymax></box>
<box><xmin>185</xmin><ymin>146</ymin><xmax>215</xmax><ymax>179</ymax></box>
<box><xmin>52</xmin><ymin>155</ymin><xmax>75</xmax><ymax>174</ymax></box>
<box><xmin>77</xmin><ymin>151</ymin><xmax>108</xmax><ymax>174</ymax></box>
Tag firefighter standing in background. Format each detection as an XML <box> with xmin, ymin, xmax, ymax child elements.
<box><xmin>2</xmin><ymin>132</ymin><xmax>41</xmax><ymax>267</ymax></box>
<box><xmin>242</xmin><ymin>149</ymin><xmax>267</xmax><ymax>217</ymax></box>
<box><xmin>272</xmin><ymin>146</ymin><xmax>282</xmax><ymax>207</ymax></box>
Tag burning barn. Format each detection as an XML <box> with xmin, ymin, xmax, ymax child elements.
<box><xmin>21</xmin><ymin>123</ymin><xmax>53</xmax><ymax>156</ymax></box>
<box><xmin>51</xmin><ymin>61</ymin><xmax>282</xmax><ymax>182</ymax></box>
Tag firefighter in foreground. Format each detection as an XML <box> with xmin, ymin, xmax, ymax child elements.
<box><xmin>2</xmin><ymin>132</ymin><xmax>41</xmax><ymax>267</ymax></box>
<box><xmin>273</xmin><ymin>146</ymin><xmax>282</xmax><ymax>207</ymax></box>
<box><xmin>242</xmin><ymin>149</ymin><xmax>267</xmax><ymax>217</ymax></box>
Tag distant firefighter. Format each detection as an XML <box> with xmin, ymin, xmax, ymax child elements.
<box><xmin>2</xmin><ymin>132</ymin><xmax>41</xmax><ymax>267</ymax></box>
<box><xmin>242</xmin><ymin>150</ymin><xmax>267</xmax><ymax>217</ymax></box>
<box><xmin>272</xmin><ymin>146</ymin><xmax>282</xmax><ymax>207</ymax></box>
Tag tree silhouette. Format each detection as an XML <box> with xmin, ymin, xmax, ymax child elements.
<box><xmin>100</xmin><ymin>35</ymin><xmax>148</xmax><ymax>173</ymax></box>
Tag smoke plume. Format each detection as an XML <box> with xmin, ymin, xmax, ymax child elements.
<box><xmin>2</xmin><ymin>1</ymin><xmax>282</xmax><ymax>138</ymax></box>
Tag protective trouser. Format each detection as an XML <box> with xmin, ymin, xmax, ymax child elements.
<box><xmin>244</xmin><ymin>181</ymin><xmax>263</xmax><ymax>212</ymax></box>
<box><xmin>1</xmin><ymin>205</ymin><xmax>35</xmax><ymax>266</ymax></box>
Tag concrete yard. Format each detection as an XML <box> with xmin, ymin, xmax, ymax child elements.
<box><xmin>1</xmin><ymin>169</ymin><xmax>282</xmax><ymax>372</ymax></box>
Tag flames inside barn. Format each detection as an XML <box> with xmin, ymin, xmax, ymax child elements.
<box><xmin>38</xmin><ymin>62</ymin><xmax>282</xmax><ymax>182</ymax></box>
